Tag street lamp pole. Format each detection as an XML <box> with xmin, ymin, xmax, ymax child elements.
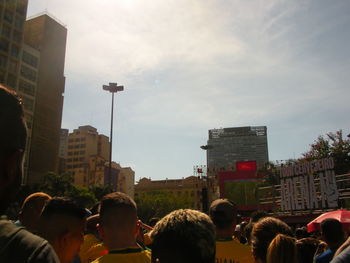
<box><xmin>103</xmin><ymin>82</ymin><xmax>124</xmax><ymax>189</ymax></box>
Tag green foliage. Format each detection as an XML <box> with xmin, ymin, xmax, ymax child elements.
<box><xmin>302</xmin><ymin>130</ymin><xmax>350</xmax><ymax>174</ymax></box>
<box><xmin>89</xmin><ymin>185</ymin><xmax>114</xmax><ymax>201</ymax></box>
<box><xmin>135</xmin><ymin>190</ymin><xmax>193</xmax><ymax>223</ymax></box>
<box><xmin>67</xmin><ymin>186</ymin><xmax>97</xmax><ymax>208</ymax></box>
<box><xmin>39</xmin><ymin>172</ymin><xmax>74</xmax><ymax>196</ymax></box>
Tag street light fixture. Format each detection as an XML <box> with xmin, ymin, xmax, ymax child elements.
<box><xmin>102</xmin><ymin>82</ymin><xmax>124</xmax><ymax>189</ymax></box>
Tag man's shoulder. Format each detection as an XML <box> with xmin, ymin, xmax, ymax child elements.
<box><xmin>331</xmin><ymin>246</ymin><xmax>350</xmax><ymax>263</ymax></box>
<box><xmin>0</xmin><ymin>219</ymin><xmax>59</xmax><ymax>262</ymax></box>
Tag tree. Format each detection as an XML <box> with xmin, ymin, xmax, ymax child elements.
<box><xmin>67</xmin><ymin>186</ymin><xmax>97</xmax><ymax>209</ymax></box>
<box><xmin>89</xmin><ymin>185</ymin><xmax>114</xmax><ymax>201</ymax></box>
<box><xmin>39</xmin><ymin>172</ymin><xmax>74</xmax><ymax>196</ymax></box>
<box><xmin>135</xmin><ymin>191</ymin><xmax>193</xmax><ymax>223</ymax></box>
<box><xmin>302</xmin><ymin>130</ymin><xmax>350</xmax><ymax>174</ymax></box>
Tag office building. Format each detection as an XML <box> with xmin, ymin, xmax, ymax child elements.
<box><xmin>207</xmin><ymin>126</ymin><xmax>269</xmax><ymax>170</ymax></box>
<box><xmin>24</xmin><ymin>14</ymin><xmax>67</xmax><ymax>184</ymax></box>
<box><xmin>0</xmin><ymin>0</ymin><xmax>28</xmax><ymax>87</ymax></box>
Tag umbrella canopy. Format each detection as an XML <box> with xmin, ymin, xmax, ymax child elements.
<box><xmin>307</xmin><ymin>209</ymin><xmax>350</xmax><ymax>233</ymax></box>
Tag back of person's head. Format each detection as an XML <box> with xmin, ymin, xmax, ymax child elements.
<box><xmin>150</xmin><ymin>209</ymin><xmax>216</xmax><ymax>263</ymax></box>
<box><xmin>39</xmin><ymin>197</ymin><xmax>88</xmax><ymax>263</ymax></box>
<box><xmin>266</xmin><ymin>234</ymin><xmax>297</xmax><ymax>263</ymax></box>
<box><xmin>296</xmin><ymin>238</ymin><xmax>320</xmax><ymax>263</ymax></box>
<box><xmin>0</xmin><ymin>85</ymin><xmax>27</xmax><ymax>214</ymax></box>
<box><xmin>250</xmin><ymin>210</ymin><xmax>268</xmax><ymax>223</ymax></box>
<box><xmin>209</xmin><ymin>199</ymin><xmax>236</xmax><ymax>229</ymax></box>
<box><xmin>251</xmin><ymin>217</ymin><xmax>294</xmax><ymax>263</ymax></box>
<box><xmin>321</xmin><ymin>218</ymin><xmax>345</xmax><ymax>245</ymax></box>
<box><xmin>99</xmin><ymin>192</ymin><xmax>137</xmax><ymax>231</ymax></box>
<box><xmin>19</xmin><ymin>192</ymin><xmax>51</xmax><ymax>233</ymax></box>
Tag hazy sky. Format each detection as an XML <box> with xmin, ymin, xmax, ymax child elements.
<box><xmin>27</xmin><ymin>0</ymin><xmax>350</xmax><ymax>181</ymax></box>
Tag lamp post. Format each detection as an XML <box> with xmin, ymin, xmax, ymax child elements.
<box><xmin>103</xmin><ymin>82</ymin><xmax>124</xmax><ymax>188</ymax></box>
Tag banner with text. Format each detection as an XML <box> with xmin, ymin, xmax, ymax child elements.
<box><xmin>280</xmin><ymin>158</ymin><xmax>339</xmax><ymax>211</ymax></box>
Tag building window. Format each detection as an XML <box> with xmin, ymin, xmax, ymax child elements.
<box><xmin>6</xmin><ymin>73</ymin><xmax>16</xmax><ymax>88</ymax></box>
<box><xmin>80</xmin><ymin>144</ymin><xmax>86</xmax><ymax>148</ymax></box>
<box><xmin>4</xmin><ymin>10</ymin><xmax>14</xmax><ymax>24</ymax></box>
<box><xmin>14</xmin><ymin>15</ymin><xmax>24</xmax><ymax>28</ymax></box>
<box><xmin>13</xmin><ymin>30</ymin><xmax>21</xmax><ymax>43</ymax></box>
<box><xmin>8</xmin><ymin>60</ymin><xmax>17</xmax><ymax>73</ymax></box>
<box><xmin>75</xmin><ymin>138</ymin><xmax>80</xmax><ymax>142</ymax></box>
<box><xmin>2</xmin><ymin>24</ymin><xmax>11</xmax><ymax>38</ymax></box>
<box><xmin>0</xmin><ymin>55</ymin><xmax>7</xmax><ymax>68</ymax></box>
<box><xmin>0</xmin><ymin>38</ymin><xmax>9</xmax><ymax>52</ymax></box>
<box><xmin>0</xmin><ymin>70</ymin><xmax>6</xmax><ymax>82</ymax></box>
<box><xmin>18</xmin><ymin>79</ymin><xmax>35</xmax><ymax>96</ymax></box>
<box><xmin>68</xmin><ymin>152</ymin><xmax>73</xmax><ymax>156</ymax></box>
<box><xmin>20</xmin><ymin>65</ymin><xmax>36</xmax><ymax>82</ymax></box>
<box><xmin>68</xmin><ymin>139</ymin><xmax>74</xmax><ymax>143</ymax></box>
<box><xmin>22</xmin><ymin>96</ymin><xmax>34</xmax><ymax>111</ymax></box>
<box><xmin>11</xmin><ymin>45</ymin><xmax>19</xmax><ymax>58</ymax></box>
<box><xmin>68</xmin><ymin>145</ymin><xmax>74</xmax><ymax>149</ymax></box>
<box><xmin>22</xmin><ymin>51</ymin><xmax>38</xmax><ymax>68</ymax></box>
<box><xmin>79</xmin><ymin>151</ymin><xmax>85</xmax><ymax>155</ymax></box>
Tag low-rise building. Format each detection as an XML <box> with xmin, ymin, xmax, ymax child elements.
<box><xmin>135</xmin><ymin>176</ymin><xmax>218</xmax><ymax>212</ymax></box>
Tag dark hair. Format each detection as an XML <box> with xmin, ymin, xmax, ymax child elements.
<box><xmin>321</xmin><ymin>218</ymin><xmax>344</xmax><ymax>244</ymax></box>
<box><xmin>41</xmin><ymin>197</ymin><xmax>87</xmax><ymax>220</ymax></box>
<box><xmin>99</xmin><ymin>192</ymin><xmax>137</xmax><ymax>223</ymax></box>
<box><xmin>251</xmin><ymin>217</ymin><xmax>293</xmax><ymax>263</ymax></box>
<box><xmin>0</xmin><ymin>84</ymin><xmax>27</xmax><ymax>156</ymax></box>
<box><xmin>296</xmin><ymin>238</ymin><xmax>320</xmax><ymax>263</ymax></box>
<box><xmin>150</xmin><ymin>209</ymin><xmax>216</xmax><ymax>263</ymax></box>
<box><xmin>266</xmin><ymin>234</ymin><xmax>297</xmax><ymax>263</ymax></box>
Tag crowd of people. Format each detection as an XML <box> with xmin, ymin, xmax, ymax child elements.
<box><xmin>1</xmin><ymin>85</ymin><xmax>350</xmax><ymax>263</ymax></box>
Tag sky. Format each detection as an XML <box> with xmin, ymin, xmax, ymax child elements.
<box><xmin>27</xmin><ymin>0</ymin><xmax>350</xmax><ymax>181</ymax></box>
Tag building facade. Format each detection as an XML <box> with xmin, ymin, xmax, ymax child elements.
<box><xmin>207</xmin><ymin>126</ymin><xmax>269</xmax><ymax>170</ymax></box>
<box><xmin>135</xmin><ymin>176</ymin><xmax>218</xmax><ymax>212</ymax></box>
<box><xmin>24</xmin><ymin>14</ymin><xmax>67</xmax><ymax>184</ymax></box>
<box><xmin>0</xmin><ymin>0</ymin><xmax>28</xmax><ymax>88</ymax></box>
<box><xmin>61</xmin><ymin>125</ymin><xmax>135</xmax><ymax>195</ymax></box>
<box><xmin>65</xmin><ymin>125</ymin><xmax>110</xmax><ymax>185</ymax></box>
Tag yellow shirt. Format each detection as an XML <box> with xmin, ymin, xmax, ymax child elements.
<box><xmin>80</xmin><ymin>234</ymin><xmax>108</xmax><ymax>263</ymax></box>
<box><xmin>92</xmin><ymin>247</ymin><xmax>151</xmax><ymax>263</ymax></box>
<box><xmin>216</xmin><ymin>238</ymin><xmax>254</xmax><ymax>263</ymax></box>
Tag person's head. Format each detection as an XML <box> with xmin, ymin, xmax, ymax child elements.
<box><xmin>266</xmin><ymin>234</ymin><xmax>297</xmax><ymax>263</ymax></box>
<box><xmin>320</xmin><ymin>218</ymin><xmax>345</xmax><ymax>248</ymax></box>
<box><xmin>18</xmin><ymin>192</ymin><xmax>51</xmax><ymax>233</ymax></box>
<box><xmin>98</xmin><ymin>192</ymin><xmax>138</xmax><ymax>246</ymax></box>
<box><xmin>251</xmin><ymin>217</ymin><xmax>294</xmax><ymax>263</ymax></box>
<box><xmin>0</xmin><ymin>84</ymin><xmax>27</xmax><ymax>215</ymax></box>
<box><xmin>39</xmin><ymin>197</ymin><xmax>88</xmax><ymax>263</ymax></box>
<box><xmin>209</xmin><ymin>199</ymin><xmax>236</xmax><ymax>237</ymax></box>
<box><xmin>150</xmin><ymin>209</ymin><xmax>216</xmax><ymax>263</ymax></box>
<box><xmin>296</xmin><ymin>238</ymin><xmax>320</xmax><ymax>263</ymax></box>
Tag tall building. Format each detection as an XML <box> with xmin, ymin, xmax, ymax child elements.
<box><xmin>65</xmin><ymin>125</ymin><xmax>110</xmax><ymax>186</ymax></box>
<box><xmin>24</xmin><ymin>14</ymin><xmax>67</xmax><ymax>184</ymax></box>
<box><xmin>207</xmin><ymin>126</ymin><xmax>269</xmax><ymax>170</ymax></box>
<box><xmin>0</xmin><ymin>0</ymin><xmax>28</xmax><ymax>88</ymax></box>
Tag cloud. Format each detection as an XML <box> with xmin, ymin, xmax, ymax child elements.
<box><xmin>27</xmin><ymin>0</ymin><xmax>350</xmax><ymax>179</ymax></box>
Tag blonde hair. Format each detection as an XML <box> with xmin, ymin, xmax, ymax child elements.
<box><xmin>266</xmin><ymin>234</ymin><xmax>297</xmax><ymax>263</ymax></box>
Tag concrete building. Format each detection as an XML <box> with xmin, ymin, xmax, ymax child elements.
<box><xmin>116</xmin><ymin>165</ymin><xmax>135</xmax><ymax>198</ymax></box>
<box><xmin>65</xmin><ymin>125</ymin><xmax>110</xmax><ymax>185</ymax></box>
<box><xmin>0</xmin><ymin>0</ymin><xmax>28</xmax><ymax>88</ymax></box>
<box><xmin>24</xmin><ymin>14</ymin><xmax>67</xmax><ymax>184</ymax></box>
<box><xmin>135</xmin><ymin>176</ymin><xmax>217</xmax><ymax>212</ymax></box>
<box><xmin>207</xmin><ymin>126</ymin><xmax>269</xmax><ymax>170</ymax></box>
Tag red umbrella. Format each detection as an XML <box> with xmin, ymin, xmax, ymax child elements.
<box><xmin>307</xmin><ymin>209</ymin><xmax>350</xmax><ymax>233</ymax></box>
